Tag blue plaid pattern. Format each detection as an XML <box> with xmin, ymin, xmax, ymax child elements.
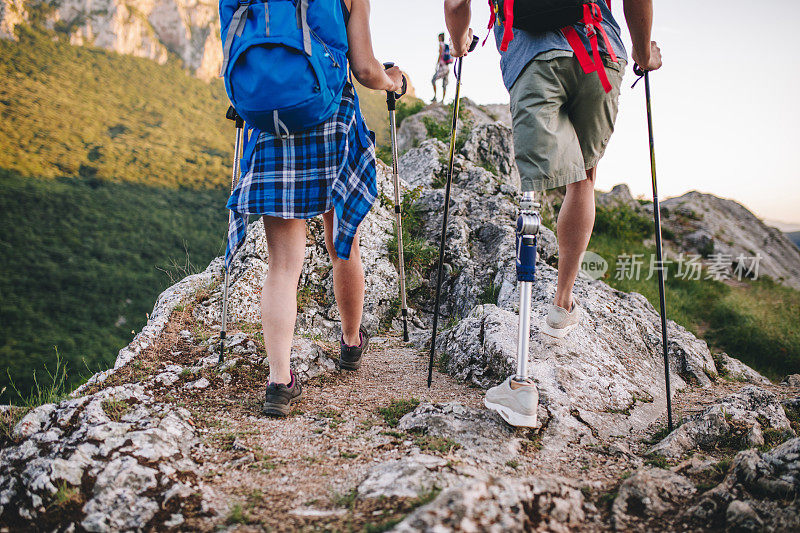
<box><xmin>225</xmin><ymin>82</ymin><xmax>377</xmax><ymax>267</ymax></box>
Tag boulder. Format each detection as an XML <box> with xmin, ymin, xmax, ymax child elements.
<box><xmin>715</xmin><ymin>353</ymin><xmax>771</xmax><ymax>385</ymax></box>
<box><xmin>597</xmin><ymin>184</ymin><xmax>642</xmax><ymax>212</ymax></box>
<box><xmin>611</xmin><ymin>468</ymin><xmax>696</xmax><ymax>531</ymax></box>
<box><xmin>649</xmin><ymin>386</ymin><xmax>794</xmax><ymax>459</ymax></box>
<box><xmin>397</xmin><ymin>99</ymin><xmax>505</xmax><ymax>153</ymax></box>
<box><xmin>397</xmin><ymin>402</ymin><xmax>521</xmax><ymax>464</ymax></box>
<box><xmin>358</xmin><ymin>454</ymin><xmax>450</xmax><ymax>500</ymax></box>
<box><xmin>683</xmin><ymin>438</ymin><xmax>800</xmax><ymax>531</ymax></box>
<box><xmin>0</xmin><ymin>385</ymin><xmax>201</xmax><ymax>529</ymax></box>
<box><xmin>392</xmin><ymin>476</ymin><xmax>587</xmax><ymax>533</ymax></box>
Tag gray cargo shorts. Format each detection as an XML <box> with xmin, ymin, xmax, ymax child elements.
<box><xmin>510</xmin><ymin>52</ymin><xmax>626</xmax><ymax>191</ymax></box>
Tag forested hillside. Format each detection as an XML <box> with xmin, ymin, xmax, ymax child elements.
<box><xmin>0</xmin><ymin>27</ymin><xmax>231</xmax><ymax>402</ymax></box>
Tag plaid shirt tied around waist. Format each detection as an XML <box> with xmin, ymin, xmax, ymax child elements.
<box><xmin>225</xmin><ymin>82</ymin><xmax>377</xmax><ymax>268</ymax></box>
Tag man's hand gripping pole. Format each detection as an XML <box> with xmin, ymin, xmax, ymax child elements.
<box><xmin>515</xmin><ymin>191</ymin><xmax>540</xmax><ymax>381</ymax></box>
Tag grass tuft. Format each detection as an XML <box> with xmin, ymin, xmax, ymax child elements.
<box><xmin>377</xmin><ymin>398</ymin><xmax>420</xmax><ymax>427</ymax></box>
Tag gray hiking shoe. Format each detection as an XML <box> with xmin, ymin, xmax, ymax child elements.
<box><xmin>484</xmin><ymin>376</ymin><xmax>539</xmax><ymax>428</ymax></box>
<box><xmin>263</xmin><ymin>371</ymin><xmax>302</xmax><ymax>417</ymax></box>
<box><xmin>541</xmin><ymin>297</ymin><xmax>582</xmax><ymax>339</ymax></box>
<box><xmin>339</xmin><ymin>326</ymin><xmax>369</xmax><ymax>371</ymax></box>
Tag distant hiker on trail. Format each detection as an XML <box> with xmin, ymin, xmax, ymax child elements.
<box><xmin>444</xmin><ymin>0</ymin><xmax>662</xmax><ymax>427</ymax></box>
<box><xmin>431</xmin><ymin>32</ymin><xmax>453</xmax><ymax>102</ymax></box>
<box><xmin>223</xmin><ymin>0</ymin><xmax>403</xmax><ymax>418</ymax></box>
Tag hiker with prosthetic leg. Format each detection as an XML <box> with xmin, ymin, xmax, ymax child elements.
<box><xmin>445</xmin><ymin>0</ymin><xmax>661</xmax><ymax>427</ymax></box>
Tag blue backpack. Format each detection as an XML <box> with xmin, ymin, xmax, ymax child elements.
<box><xmin>219</xmin><ymin>0</ymin><xmax>349</xmax><ymax>136</ymax></box>
<box><xmin>442</xmin><ymin>43</ymin><xmax>453</xmax><ymax>64</ymax></box>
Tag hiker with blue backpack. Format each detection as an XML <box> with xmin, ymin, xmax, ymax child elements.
<box><xmin>431</xmin><ymin>33</ymin><xmax>454</xmax><ymax>103</ymax></box>
<box><xmin>444</xmin><ymin>0</ymin><xmax>662</xmax><ymax>427</ymax></box>
<box><xmin>219</xmin><ymin>0</ymin><xmax>403</xmax><ymax>417</ymax></box>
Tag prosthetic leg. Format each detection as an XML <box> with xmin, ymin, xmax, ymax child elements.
<box><xmin>483</xmin><ymin>191</ymin><xmax>541</xmax><ymax>427</ymax></box>
<box><xmin>514</xmin><ymin>191</ymin><xmax>541</xmax><ymax>381</ymax></box>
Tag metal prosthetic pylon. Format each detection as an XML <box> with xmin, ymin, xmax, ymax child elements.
<box><xmin>515</xmin><ymin>191</ymin><xmax>541</xmax><ymax>381</ymax></box>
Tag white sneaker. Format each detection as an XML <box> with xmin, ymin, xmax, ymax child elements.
<box><xmin>484</xmin><ymin>376</ymin><xmax>539</xmax><ymax>428</ymax></box>
<box><xmin>541</xmin><ymin>297</ymin><xmax>582</xmax><ymax>339</ymax></box>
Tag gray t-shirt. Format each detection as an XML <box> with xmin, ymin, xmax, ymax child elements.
<box><xmin>494</xmin><ymin>1</ymin><xmax>628</xmax><ymax>91</ymax></box>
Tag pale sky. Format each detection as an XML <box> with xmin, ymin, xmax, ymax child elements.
<box><xmin>368</xmin><ymin>0</ymin><xmax>800</xmax><ymax>226</ymax></box>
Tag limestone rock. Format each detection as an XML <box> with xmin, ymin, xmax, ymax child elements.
<box><xmin>661</xmin><ymin>191</ymin><xmax>800</xmax><ymax>289</ymax></box>
<box><xmin>716</xmin><ymin>353</ymin><xmax>771</xmax><ymax>385</ymax></box>
<box><xmin>782</xmin><ymin>374</ymin><xmax>800</xmax><ymax>387</ymax></box>
<box><xmin>397</xmin><ymin>99</ymin><xmax>506</xmax><ymax>153</ymax></box>
<box><xmin>597</xmin><ymin>184</ymin><xmax>642</xmax><ymax>212</ymax></box>
<box><xmin>0</xmin><ymin>385</ymin><xmax>202</xmax><ymax>528</ymax></box>
<box><xmin>611</xmin><ymin>468</ymin><xmax>696</xmax><ymax>531</ymax></box>
<box><xmin>392</xmin><ymin>476</ymin><xmax>587</xmax><ymax>533</ymax></box>
<box><xmin>683</xmin><ymin>438</ymin><xmax>800</xmax><ymax>531</ymax></box>
<box><xmin>397</xmin><ymin>402</ymin><xmax>520</xmax><ymax>464</ymax></box>
<box><xmin>399</xmin><ymin>138</ymin><xmax>448</xmax><ymax>189</ymax></box>
<box><xmin>649</xmin><ymin>386</ymin><xmax>794</xmax><ymax>459</ymax></box>
<box><xmin>459</xmin><ymin>123</ymin><xmax>520</xmax><ymax>188</ymax></box>
<box><xmin>1</xmin><ymin>0</ymin><xmax>222</xmax><ymax>80</ymax></box>
<box><xmin>358</xmin><ymin>454</ymin><xmax>449</xmax><ymax>500</ymax></box>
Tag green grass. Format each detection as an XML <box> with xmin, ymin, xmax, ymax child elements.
<box><xmin>377</xmin><ymin>398</ymin><xmax>420</xmax><ymax>427</ymax></box>
<box><xmin>101</xmin><ymin>398</ymin><xmax>131</xmax><ymax>422</ymax></box>
<box><xmin>50</xmin><ymin>481</ymin><xmax>82</xmax><ymax>510</ymax></box>
<box><xmin>413</xmin><ymin>435</ymin><xmax>460</xmax><ymax>454</ymax></box>
<box><xmin>478</xmin><ymin>280</ymin><xmax>501</xmax><ymax>305</ymax></box>
<box><xmin>225</xmin><ymin>503</ymin><xmax>251</xmax><ymax>525</ymax></box>
<box><xmin>421</xmin><ymin>104</ymin><xmax>472</xmax><ymax>153</ymax></box>
<box><xmin>0</xmin><ymin>170</ymin><xmax>227</xmax><ymax>403</ymax></box>
<box><xmin>588</xmin><ymin>204</ymin><xmax>800</xmax><ymax>380</ymax></box>
<box><xmin>387</xmin><ymin>188</ymin><xmax>438</xmax><ymax>274</ymax></box>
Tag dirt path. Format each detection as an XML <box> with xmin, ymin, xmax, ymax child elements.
<box><xmin>91</xmin><ymin>305</ymin><xmax>798</xmax><ymax>532</ymax></box>
<box><xmin>192</xmin><ymin>332</ymin><xmax>488</xmax><ymax>531</ymax></box>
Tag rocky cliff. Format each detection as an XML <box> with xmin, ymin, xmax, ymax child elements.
<box><xmin>598</xmin><ymin>184</ymin><xmax>800</xmax><ymax>290</ymax></box>
<box><xmin>2</xmin><ymin>122</ymin><xmax>800</xmax><ymax>531</ymax></box>
<box><xmin>1</xmin><ymin>0</ymin><xmax>222</xmax><ymax>80</ymax></box>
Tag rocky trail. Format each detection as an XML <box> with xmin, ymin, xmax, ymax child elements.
<box><xmin>3</xmin><ymin>118</ymin><xmax>800</xmax><ymax>531</ymax></box>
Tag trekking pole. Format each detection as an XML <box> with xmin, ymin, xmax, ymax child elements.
<box><xmin>633</xmin><ymin>65</ymin><xmax>673</xmax><ymax>432</ymax></box>
<box><xmin>219</xmin><ymin>105</ymin><xmax>245</xmax><ymax>364</ymax></box>
<box><xmin>383</xmin><ymin>62</ymin><xmax>410</xmax><ymax>342</ymax></box>
<box><xmin>427</xmin><ymin>35</ymin><xmax>479</xmax><ymax>388</ymax></box>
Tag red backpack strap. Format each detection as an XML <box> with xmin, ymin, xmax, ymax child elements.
<box><xmin>499</xmin><ymin>0</ymin><xmax>515</xmax><ymax>51</ymax></box>
<box><xmin>561</xmin><ymin>2</ymin><xmax>618</xmax><ymax>93</ymax></box>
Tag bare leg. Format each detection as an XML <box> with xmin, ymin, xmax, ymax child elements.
<box><xmin>431</xmin><ymin>80</ymin><xmax>437</xmax><ymax>102</ymax></box>
<box><xmin>554</xmin><ymin>168</ymin><xmax>597</xmax><ymax>309</ymax></box>
<box><xmin>261</xmin><ymin>216</ymin><xmax>307</xmax><ymax>385</ymax></box>
<box><xmin>322</xmin><ymin>210</ymin><xmax>365</xmax><ymax>346</ymax></box>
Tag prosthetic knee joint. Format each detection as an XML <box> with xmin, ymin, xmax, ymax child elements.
<box><xmin>515</xmin><ymin>191</ymin><xmax>541</xmax><ymax>381</ymax></box>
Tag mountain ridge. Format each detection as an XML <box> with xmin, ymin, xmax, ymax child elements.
<box><xmin>2</xmin><ymin>124</ymin><xmax>800</xmax><ymax>531</ymax></box>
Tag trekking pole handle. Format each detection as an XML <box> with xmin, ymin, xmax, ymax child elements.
<box><xmin>468</xmin><ymin>34</ymin><xmax>479</xmax><ymax>53</ymax></box>
<box><xmin>226</xmin><ymin>105</ymin><xmax>244</xmax><ymax>128</ymax></box>
<box><xmin>633</xmin><ymin>64</ymin><xmax>646</xmax><ymax>77</ymax></box>
<box><xmin>382</xmin><ymin>62</ymin><xmax>407</xmax><ymax>99</ymax></box>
